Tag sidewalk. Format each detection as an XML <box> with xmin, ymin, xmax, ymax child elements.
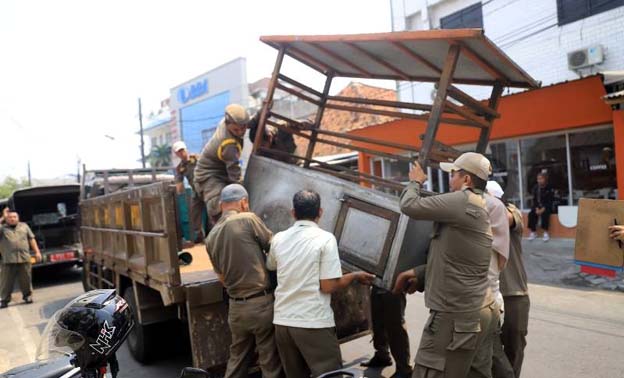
<box><xmin>522</xmin><ymin>237</ymin><xmax>624</xmax><ymax>292</ymax></box>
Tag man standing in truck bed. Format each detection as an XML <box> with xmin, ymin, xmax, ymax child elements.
<box><xmin>172</xmin><ymin>140</ymin><xmax>204</xmax><ymax>242</ymax></box>
<box><xmin>194</xmin><ymin>104</ymin><xmax>250</xmax><ymax>224</ymax></box>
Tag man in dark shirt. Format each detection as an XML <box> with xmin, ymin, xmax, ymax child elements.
<box><xmin>528</xmin><ymin>172</ymin><xmax>554</xmax><ymax>242</ymax></box>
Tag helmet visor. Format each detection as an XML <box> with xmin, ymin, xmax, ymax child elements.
<box><xmin>36</xmin><ymin>311</ymin><xmax>85</xmax><ymax>361</ymax></box>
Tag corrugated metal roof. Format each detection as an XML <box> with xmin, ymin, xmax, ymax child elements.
<box><xmin>261</xmin><ymin>29</ymin><xmax>538</xmax><ymax>89</ymax></box>
<box><xmin>603</xmin><ymin>89</ymin><xmax>624</xmax><ymax>100</ymax></box>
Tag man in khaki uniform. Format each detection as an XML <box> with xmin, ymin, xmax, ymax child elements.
<box><xmin>0</xmin><ymin>211</ymin><xmax>42</xmax><ymax>308</ymax></box>
<box><xmin>173</xmin><ymin>140</ymin><xmax>205</xmax><ymax>242</ymax></box>
<box><xmin>205</xmin><ymin>184</ymin><xmax>283</xmax><ymax>378</ymax></box>
<box><xmin>194</xmin><ymin>104</ymin><xmax>250</xmax><ymax>224</ymax></box>
<box><xmin>361</xmin><ymin>287</ymin><xmax>412</xmax><ymax>378</ymax></box>
<box><xmin>499</xmin><ymin>203</ymin><xmax>530</xmax><ymax>378</ymax></box>
<box><xmin>393</xmin><ymin>152</ymin><xmax>498</xmax><ymax>378</ymax></box>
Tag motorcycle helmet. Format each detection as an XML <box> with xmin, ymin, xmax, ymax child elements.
<box><xmin>38</xmin><ymin>289</ymin><xmax>134</xmax><ymax>370</ymax></box>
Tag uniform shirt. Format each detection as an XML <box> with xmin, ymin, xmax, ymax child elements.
<box><xmin>485</xmin><ymin>193</ymin><xmax>511</xmax><ymax>309</ymax></box>
<box><xmin>175</xmin><ymin>154</ymin><xmax>199</xmax><ymax>187</ymax></box>
<box><xmin>205</xmin><ymin>210</ymin><xmax>273</xmax><ymax>299</ymax></box>
<box><xmin>0</xmin><ymin>223</ymin><xmax>35</xmax><ymax>264</ymax></box>
<box><xmin>267</xmin><ymin>220</ymin><xmax>343</xmax><ymax>329</ymax></box>
<box><xmin>500</xmin><ymin>204</ymin><xmax>529</xmax><ymax>296</ymax></box>
<box><xmin>194</xmin><ymin>121</ymin><xmax>243</xmax><ymax>186</ymax></box>
<box><xmin>400</xmin><ymin>182</ymin><xmax>494</xmax><ymax>313</ymax></box>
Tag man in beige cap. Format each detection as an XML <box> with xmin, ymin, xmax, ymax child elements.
<box><xmin>194</xmin><ymin>104</ymin><xmax>250</xmax><ymax>224</ymax></box>
<box><xmin>393</xmin><ymin>152</ymin><xmax>498</xmax><ymax>378</ymax></box>
<box><xmin>172</xmin><ymin>141</ymin><xmax>205</xmax><ymax>242</ymax></box>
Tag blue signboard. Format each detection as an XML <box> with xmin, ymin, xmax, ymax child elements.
<box><xmin>180</xmin><ymin>91</ymin><xmax>230</xmax><ymax>153</ymax></box>
<box><xmin>177</xmin><ymin>79</ymin><xmax>209</xmax><ymax>105</ymax></box>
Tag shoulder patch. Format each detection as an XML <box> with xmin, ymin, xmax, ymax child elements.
<box><xmin>217</xmin><ymin>138</ymin><xmax>242</xmax><ymax>161</ymax></box>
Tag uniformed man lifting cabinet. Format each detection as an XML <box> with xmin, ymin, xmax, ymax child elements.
<box><xmin>205</xmin><ymin>184</ymin><xmax>283</xmax><ymax>378</ymax></box>
<box><xmin>498</xmin><ymin>203</ymin><xmax>530</xmax><ymax>378</ymax></box>
<box><xmin>173</xmin><ymin>140</ymin><xmax>205</xmax><ymax>242</ymax></box>
<box><xmin>393</xmin><ymin>152</ymin><xmax>498</xmax><ymax>378</ymax></box>
<box><xmin>194</xmin><ymin>104</ymin><xmax>250</xmax><ymax>223</ymax></box>
<box><xmin>0</xmin><ymin>210</ymin><xmax>42</xmax><ymax>308</ymax></box>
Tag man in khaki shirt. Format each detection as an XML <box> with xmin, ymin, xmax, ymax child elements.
<box><xmin>173</xmin><ymin>140</ymin><xmax>204</xmax><ymax>242</ymax></box>
<box><xmin>205</xmin><ymin>184</ymin><xmax>283</xmax><ymax>378</ymax></box>
<box><xmin>0</xmin><ymin>210</ymin><xmax>42</xmax><ymax>308</ymax></box>
<box><xmin>393</xmin><ymin>152</ymin><xmax>497</xmax><ymax>378</ymax></box>
<box><xmin>194</xmin><ymin>104</ymin><xmax>250</xmax><ymax>224</ymax></box>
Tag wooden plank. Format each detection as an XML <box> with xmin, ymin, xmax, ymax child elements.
<box><xmin>457</xmin><ymin>42</ymin><xmax>510</xmax><ymax>83</ymax></box>
<box><xmin>286</xmin><ymin>45</ymin><xmax>335</xmax><ymax>75</ymax></box>
<box><xmin>278</xmin><ymin>74</ymin><xmax>323</xmax><ymax>98</ymax></box>
<box><xmin>304</xmin><ymin>74</ymin><xmax>334</xmax><ymax>167</ymax></box>
<box><xmin>444</xmin><ymin>100</ymin><xmax>490</xmax><ymax>128</ymax></box>
<box><xmin>574</xmin><ymin>198</ymin><xmax>624</xmax><ymax>270</ymax></box>
<box><xmin>447</xmin><ymin>85</ymin><xmax>500</xmax><ymax>118</ymax></box>
<box><xmin>476</xmin><ymin>81</ymin><xmax>504</xmax><ymax>153</ymax></box>
<box><xmin>275</xmin><ymin>83</ymin><xmax>321</xmax><ymax>106</ymax></box>
<box><xmin>346</xmin><ymin>42</ymin><xmax>411</xmax><ymax>80</ymax></box>
<box><xmin>260</xmin><ymin>29</ymin><xmax>484</xmax><ymax>45</ymax></box>
<box><xmin>328</xmin><ymin>95</ymin><xmax>433</xmax><ymax>112</ymax></box>
<box><xmin>419</xmin><ymin>43</ymin><xmax>461</xmax><ymax>168</ymax></box>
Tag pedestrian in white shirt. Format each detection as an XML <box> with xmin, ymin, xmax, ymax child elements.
<box><xmin>267</xmin><ymin>190</ymin><xmax>374</xmax><ymax>378</ymax></box>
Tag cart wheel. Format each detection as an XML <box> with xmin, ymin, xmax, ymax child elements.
<box><xmin>123</xmin><ymin>286</ymin><xmax>157</xmax><ymax>363</ymax></box>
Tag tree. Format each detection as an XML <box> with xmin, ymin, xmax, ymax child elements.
<box><xmin>148</xmin><ymin>144</ymin><xmax>172</xmax><ymax>168</ymax></box>
<box><xmin>0</xmin><ymin>176</ymin><xmax>29</xmax><ymax>199</ymax></box>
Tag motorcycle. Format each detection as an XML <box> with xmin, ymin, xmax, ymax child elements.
<box><xmin>1</xmin><ymin>290</ymin><xmax>364</xmax><ymax>378</ymax></box>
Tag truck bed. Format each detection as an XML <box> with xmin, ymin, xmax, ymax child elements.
<box><xmin>179</xmin><ymin>243</ymin><xmax>219</xmax><ymax>285</ymax></box>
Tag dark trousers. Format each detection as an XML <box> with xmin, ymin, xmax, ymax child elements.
<box><xmin>370</xmin><ymin>286</ymin><xmax>412</xmax><ymax>374</ymax></box>
<box><xmin>412</xmin><ymin>305</ymin><xmax>498</xmax><ymax>378</ymax></box>
<box><xmin>225</xmin><ymin>295</ymin><xmax>283</xmax><ymax>378</ymax></box>
<box><xmin>492</xmin><ymin>308</ymin><xmax>515</xmax><ymax>378</ymax></box>
<box><xmin>274</xmin><ymin>325</ymin><xmax>342</xmax><ymax>378</ymax></box>
<box><xmin>528</xmin><ymin>208</ymin><xmax>550</xmax><ymax>232</ymax></box>
<box><xmin>0</xmin><ymin>263</ymin><xmax>32</xmax><ymax>303</ymax></box>
<box><xmin>189</xmin><ymin>192</ymin><xmax>206</xmax><ymax>240</ymax></box>
<box><xmin>501</xmin><ymin>296</ymin><xmax>530</xmax><ymax>378</ymax></box>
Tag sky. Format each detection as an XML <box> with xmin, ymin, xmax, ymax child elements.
<box><xmin>0</xmin><ymin>0</ymin><xmax>392</xmax><ymax>181</ymax></box>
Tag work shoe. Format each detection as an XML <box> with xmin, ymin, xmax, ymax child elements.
<box><xmin>390</xmin><ymin>371</ymin><xmax>412</xmax><ymax>378</ymax></box>
<box><xmin>23</xmin><ymin>297</ymin><xmax>33</xmax><ymax>304</ymax></box>
<box><xmin>543</xmin><ymin>232</ymin><xmax>550</xmax><ymax>242</ymax></box>
<box><xmin>360</xmin><ymin>354</ymin><xmax>393</xmax><ymax>368</ymax></box>
<box><xmin>0</xmin><ymin>301</ymin><xmax>7</xmax><ymax>309</ymax></box>
<box><xmin>528</xmin><ymin>232</ymin><xmax>537</xmax><ymax>241</ymax></box>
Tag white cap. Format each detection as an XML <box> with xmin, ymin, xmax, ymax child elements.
<box><xmin>172</xmin><ymin>141</ymin><xmax>187</xmax><ymax>152</ymax></box>
<box><xmin>486</xmin><ymin>181</ymin><xmax>504</xmax><ymax>199</ymax></box>
<box><xmin>439</xmin><ymin>152</ymin><xmax>492</xmax><ymax>181</ymax></box>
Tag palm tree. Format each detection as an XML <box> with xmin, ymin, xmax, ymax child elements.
<box><xmin>149</xmin><ymin>144</ymin><xmax>172</xmax><ymax>167</ymax></box>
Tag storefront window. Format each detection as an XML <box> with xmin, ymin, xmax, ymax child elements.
<box><xmin>383</xmin><ymin>159</ymin><xmax>410</xmax><ymax>184</ymax></box>
<box><xmin>520</xmin><ymin>135</ymin><xmax>569</xmax><ymax>212</ymax></box>
<box><xmin>569</xmin><ymin>128</ymin><xmax>617</xmax><ymax>204</ymax></box>
<box><xmin>489</xmin><ymin>141</ymin><xmax>521</xmax><ymax>207</ymax></box>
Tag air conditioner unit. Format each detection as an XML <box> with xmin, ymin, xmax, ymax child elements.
<box><xmin>568</xmin><ymin>45</ymin><xmax>604</xmax><ymax>70</ymax></box>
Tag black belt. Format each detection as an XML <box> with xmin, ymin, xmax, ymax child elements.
<box><xmin>229</xmin><ymin>289</ymin><xmax>273</xmax><ymax>302</ymax></box>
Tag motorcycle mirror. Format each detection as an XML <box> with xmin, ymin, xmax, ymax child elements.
<box><xmin>178</xmin><ymin>367</ymin><xmax>210</xmax><ymax>378</ymax></box>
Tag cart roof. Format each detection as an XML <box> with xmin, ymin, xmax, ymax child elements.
<box><xmin>261</xmin><ymin>29</ymin><xmax>538</xmax><ymax>89</ymax></box>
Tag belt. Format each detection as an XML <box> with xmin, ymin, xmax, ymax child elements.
<box><xmin>229</xmin><ymin>289</ymin><xmax>273</xmax><ymax>302</ymax></box>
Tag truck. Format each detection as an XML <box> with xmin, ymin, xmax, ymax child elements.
<box><xmin>6</xmin><ymin>185</ymin><xmax>82</xmax><ymax>269</ymax></box>
<box><xmin>79</xmin><ymin>29</ymin><xmax>537</xmax><ymax>375</ymax></box>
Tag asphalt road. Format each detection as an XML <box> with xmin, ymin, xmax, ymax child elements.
<box><xmin>1</xmin><ymin>254</ymin><xmax>623</xmax><ymax>378</ymax></box>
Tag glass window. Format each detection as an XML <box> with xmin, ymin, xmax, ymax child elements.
<box><xmin>383</xmin><ymin>159</ymin><xmax>410</xmax><ymax>184</ymax></box>
<box><xmin>520</xmin><ymin>135</ymin><xmax>569</xmax><ymax>212</ymax></box>
<box><xmin>489</xmin><ymin>141</ymin><xmax>521</xmax><ymax>207</ymax></box>
<box><xmin>569</xmin><ymin>128</ymin><xmax>617</xmax><ymax>203</ymax></box>
<box><xmin>557</xmin><ymin>0</ymin><xmax>624</xmax><ymax>26</ymax></box>
<box><xmin>440</xmin><ymin>3</ymin><xmax>483</xmax><ymax>29</ymax></box>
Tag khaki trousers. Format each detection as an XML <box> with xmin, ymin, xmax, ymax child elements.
<box><xmin>274</xmin><ymin>325</ymin><xmax>342</xmax><ymax>378</ymax></box>
<box><xmin>225</xmin><ymin>294</ymin><xmax>283</xmax><ymax>378</ymax></box>
<box><xmin>0</xmin><ymin>263</ymin><xmax>32</xmax><ymax>303</ymax></box>
<box><xmin>371</xmin><ymin>286</ymin><xmax>412</xmax><ymax>374</ymax></box>
<box><xmin>501</xmin><ymin>296</ymin><xmax>529</xmax><ymax>378</ymax></box>
<box><xmin>412</xmin><ymin>305</ymin><xmax>498</xmax><ymax>378</ymax></box>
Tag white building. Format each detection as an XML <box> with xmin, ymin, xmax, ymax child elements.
<box><xmin>390</xmin><ymin>0</ymin><xmax>624</xmax><ymax>102</ymax></box>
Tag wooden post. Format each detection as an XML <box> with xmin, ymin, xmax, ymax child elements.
<box><xmin>419</xmin><ymin>44</ymin><xmax>461</xmax><ymax>168</ymax></box>
<box><xmin>476</xmin><ymin>81</ymin><xmax>504</xmax><ymax>153</ymax></box>
<box><xmin>253</xmin><ymin>48</ymin><xmax>286</xmax><ymax>153</ymax></box>
<box><xmin>304</xmin><ymin>73</ymin><xmax>334</xmax><ymax>167</ymax></box>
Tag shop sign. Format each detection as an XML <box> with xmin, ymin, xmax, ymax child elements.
<box><xmin>177</xmin><ymin>79</ymin><xmax>208</xmax><ymax>104</ymax></box>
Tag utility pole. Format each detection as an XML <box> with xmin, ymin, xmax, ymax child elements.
<box><xmin>138</xmin><ymin>97</ymin><xmax>146</xmax><ymax>168</ymax></box>
<box><xmin>27</xmin><ymin>161</ymin><xmax>32</xmax><ymax>186</ymax></box>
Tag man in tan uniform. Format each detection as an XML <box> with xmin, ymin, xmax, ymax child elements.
<box><xmin>499</xmin><ymin>203</ymin><xmax>530</xmax><ymax>378</ymax></box>
<box><xmin>194</xmin><ymin>104</ymin><xmax>250</xmax><ymax>224</ymax></box>
<box><xmin>0</xmin><ymin>211</ymin><xmax>42</xmax><ymax>308</ymax></box>
<box><xmin>393</xmin><ymin>152</ymin><xmax>498</xmax><ymax>378</ymax></box>
<box><xmin>205</xmin><ymin>184</ymin><xmax>283</xmax><ymax>378</ymax></box>
<box><xmin>173</xmin><ymin>141</ymin><xmax>204</xmax><ymax>242</ymax></box>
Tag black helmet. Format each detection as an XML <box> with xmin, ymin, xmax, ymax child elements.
<box><xmin>38</xmin><ymin>289</ymin><xmax>134</xmax><ymax>371</ymax></box>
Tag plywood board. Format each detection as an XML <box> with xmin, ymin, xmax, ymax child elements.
<box><xmin>180</xmin><ymin>243</ymin><xmax>214</xmax><ymax>274</ymax></box>
<box><xmin>574</xmin><ymin>198</ymin><xmax>624</xmax><ymax>270</ymax></box>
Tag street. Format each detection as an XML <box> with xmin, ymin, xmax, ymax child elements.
<box><xmin>1</xmin><ymin>240</ymin><xmax>623</xmax><ymax>378</ymax></box>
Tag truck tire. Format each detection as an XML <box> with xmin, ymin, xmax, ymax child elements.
<box><xmin>123</xmin><ymin>286</ymin><xmax>158</xmax><ymax>363</ymax></box>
